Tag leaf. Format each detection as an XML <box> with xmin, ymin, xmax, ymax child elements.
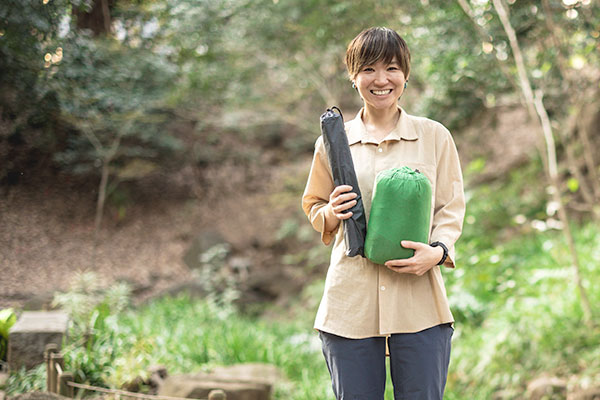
<box><xmin>567</xmin><ymin>177</ymin><xmax>579</xmax><ymax>193</ymax></box>
<box><xmin>0</xmin><ymin>308</ymin><xmax>17</xmax><ymax>339</ymax></box>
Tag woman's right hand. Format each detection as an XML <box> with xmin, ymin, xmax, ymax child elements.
<box><xmin>327</xmin><ymin>185</ymin><xmax>358</xmax><ymax>221</ymax></box>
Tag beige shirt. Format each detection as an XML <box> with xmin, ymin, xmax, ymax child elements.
<box><xmin>302</xmin><ymin>106</ymin><xmax>465</xmax><ymax>338</ymax></box>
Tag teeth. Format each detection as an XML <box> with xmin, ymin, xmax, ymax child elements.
<box><xmin>372</xmin><ymin>89</ymin><xmax>392</xmax><ymax>95</ymax></box>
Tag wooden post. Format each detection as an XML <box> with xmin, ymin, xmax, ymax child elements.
<box><xmin>59</xmin><ymin>372</ymin><xmax>74</xmax><ymax>398</ymax></box>
<box><xmin>50</xmin><ymin>352</ymin><xmax>64</xmax><ymax>394</ymax></box>
<box><xmin>44</xmin><ymin>344</ymin><xmax>58</xmax><ymax>393</ymax></box>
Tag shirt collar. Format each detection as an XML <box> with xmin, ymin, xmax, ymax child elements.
<box><xmin>346</xmin><ymin>106</ymin><xmax>418</xmax><ymax>145</ymax></box>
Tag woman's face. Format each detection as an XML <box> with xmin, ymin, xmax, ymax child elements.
<box><xmin>354</xmin><ymin>58</ymin><xmax>408</xmax><ymax>111</ymax></box>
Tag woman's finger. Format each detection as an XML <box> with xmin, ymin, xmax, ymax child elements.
<box><xmin>334</xmin><ymin>199</ymin><xmax>357</xmax><ymax>212</ymax></box>
<box><xmin>331</xmin><ymin>185</ymin><xmax>353</xmax><ymax>197</ymax></box>
<box><xmin>337</xmin><ymin>211</ymin><xmax>353</xmax><ymax>220</ymax></box>
<box><xmin>385</xmin><ymin>257</ymin><xmax>415</xmax><ymax>267</ymax></box>
<box><xmin>330</xmin><ymin>190</ymin><xmax>357</xmax><ymax>205</ymax></box>
<box><xmin>387</xmin><ymin>265</ymin><xmax>414</xmax><ymax>274</ymax></box>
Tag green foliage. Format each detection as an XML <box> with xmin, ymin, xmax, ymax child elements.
<box><xmin>7</xmin><ymin>216</ymin><xmax>599</xmax><ymax>399</ymax></box>
<box><xmin>0</xmin><ymin>308</ymin><xmax>17</xmax><ymax>361</ymax></box>
<box><xmin>446</xmin><ymin>221</ymin><xmax>600</xmax><ymax>398</ymax></box>
<box><xmin>438</xmin><ymin>162</ymin><xmax>600</xmax><ymax>398</ymax></box>
<box><xmin>5</xmin><ymin>365</ymin><xmax>46</xmax><ymax>396</ymax></box>
<box><xmin>50</xmin><ymin>271</ymin><xmax>133</xmax><ymax>387</ymax></box>
<box><xmin>194</xmin><ymin>243</ymin><xmax>240</xmax><ymax>314</ymax></box>
<box><xmin>0</xmin><ymin>0</ymin><xmax>69</xmax><ymax>182</ymax></box>
<box><xmin>115</xmin><ymin>294</ymin><xmax>331</xmax><ymax>399</ymax></box>
<box><xmin>47</xmin><ymin>32</ymin><xmax>181</xmax><ymax>176</ymax></box>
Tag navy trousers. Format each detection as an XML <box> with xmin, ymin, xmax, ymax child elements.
<box><xmin>319</xmin><ymin>324</ymin><xmax>453</xmax><ymax>400</ymax></box>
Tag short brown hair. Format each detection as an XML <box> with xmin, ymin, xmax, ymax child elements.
<box><xmin>345</xmin><ymin>27</ymin><xmax>411</xmax><ymax>80</ymax></box>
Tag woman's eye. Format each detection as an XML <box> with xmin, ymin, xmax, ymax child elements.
<box><xmin>363</xmin><ymin>67</ymin><xmax>374</xmax><ymax>72</ymax></box>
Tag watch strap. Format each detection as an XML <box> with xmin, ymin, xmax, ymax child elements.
<box><xmin>430</xmin><ymin>241</ymin><xmax>448</xmax><ymax>266</ymax></box>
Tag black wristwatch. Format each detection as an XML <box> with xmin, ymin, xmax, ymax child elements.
<box><xmin>430</xmin><ymin>241</ymin><xmax>448</xmax><ymax>265</ymax></box>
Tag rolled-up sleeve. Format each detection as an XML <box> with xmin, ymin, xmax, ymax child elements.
<box><xmin>430</xmin><ymin>125</ymin><xmax>466</xmax><ymax>268</ymax></box>
<box><xmin>302</xmin><ymin>136</ymin><xmax>339</xmax><ymax>245</ymax></box>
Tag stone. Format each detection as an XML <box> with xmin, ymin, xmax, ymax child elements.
<box><xmin>148</xmin><ymin>365</ymin><xmax>168</xmax><ymax>380</ymax></box>
<box><xmin>8</xmin><ymin>311</ymin><xmax>69</xmax><ymax>371</ymax></box>
<box><xmin>527</xmin><ymin>376</ymin><xmax>567</xmax><ymax>400</ymax></box>
<box><xmin>121</xmin><ymin>376</ymin><xmax>144</xmax><ymax>392</ymax></box>
<box><xmin>210</xmin><ymin>363</ymin><xmax>283</xmax><ymax>387</ymax></box>
<box><xmin>159</xmin><ymin>376</ymin><xmax>269</xmax><ymax>400</ymax></box>
<box><xmin>0</xmin><ymin>372</ymin><xmax>8</xmax><ymax>389</ymax></box>
<box><xmin>208</xmin><ymin>389</ymin><xmax>226</xmax><ymax>400</ymax></box>
<box><xmin>228</xmin><ymin>257</ymin><xmax>252</xmax><ymax>280</ymax></box>
<box><xmin>569</xmin><ymin>387</ymin><xmax>600</xmax><ymax>400</ymax></box>
<box><xmin>158</xmin><ymin>363</ymin><xmax>284</xmax><ymax>400</ymax></box>
<box><xmin>147</xmin><ymin>365</ymin><xmax>168</xmax><ymax>393</ymax></box>
<box><xmin>183</xmin><ymin>231</ymin><xmax>227</xmax><ymax>270</ymax></box>
<box><xmin>22</xmin><ymin>291</ymin><xmax>57</xmax><ymax>311</ymax></box>
<box><xmin>8</xmin><ymin>392</ymin><xmax>69</xmax><ymax>400</ymax></box>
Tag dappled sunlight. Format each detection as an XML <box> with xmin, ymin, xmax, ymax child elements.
<box><xmin>2</xmin><ymin>0</ymin><xmax>600</xmax><ymax>398</ymax></box>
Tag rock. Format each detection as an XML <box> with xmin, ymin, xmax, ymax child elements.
<box><xmin>8</xmin><ymin>392</ymin><xmax>69</xmax><ymax>400</ymax></box>
<box><xmin>527</xmin><ymin>376</ymin><xmax>567</xmax><ymax>400</ymax></box>
<box><xmin>8</xmin><ymin>311</ymin><xmax>69</xmax><ymax>370</ymax></box>
<box><xmin>159</xmin><ymin>376</ymin><xmax>269</xmax><ymax>400</ymax></box>
<box><xmin>569</xmin><ymin>387</ymin><xmax>600</xmax><ymax>400</ymax></box>
<box><xmin>147</xmin><ymin>365</ymin><xmax>168</xmax><ymax>393</ymax></box>
<box><xmin>0</xmin><ymin>372</ymin><xmax>8</xmax><ymax>389</ymax></box>
<box><xmin>22</xmin><ymin>291</ymin><xmax>57</xmax><ymax>311</ymax></box>
<box><xmin>121</xmin><ymin>375</ymin><xmax>144</xmax><ymax>392</ymax></box>
<box><xmin>158</xmin><ymin>363</ymin><xmax>284</xmax><ymax>400</ymax></box>
<box><xmin>183</xmin><ymin>231</ymin><xmax>227</xmax><ymax>270</ymax></box>
<box><xmin>210</xmin><ymin>363</ymin><xmax>283</xmax><ymax>387</ymax></box>
<box><xmin>208</xmin><ymin>390</ymin><xmax>227</xmax><ymax>400</ymax></box>
<box><xmin>228</xmin><ymin>257</ymin><xmax>252</xmax><ymax>279</ymax></box>
<box><xmin>148</xmin><ymin>365</ymin><xmax>168</xmax><ymax>379</ymax></box>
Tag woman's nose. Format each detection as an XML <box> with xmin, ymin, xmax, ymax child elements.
<box><xmin>373</xmin><ymin>70</ymin><xmax>388</xmax><ymax>85</ymax></box>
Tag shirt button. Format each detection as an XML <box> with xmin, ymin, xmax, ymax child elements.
<box><xmin>378</xmin><ymin>148</ymin><xmax>383</xmax><ymax>153</ymax></box>
<box><xmin>380</xmin><ymin>285</ymin><xmax>386</xmax><ymax>291</ymax></box>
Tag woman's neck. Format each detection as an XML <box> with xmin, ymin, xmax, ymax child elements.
<box><xmin>362</xmin><ymin>104</ymin><xmax>400</xmax><ymax>141</ymax></box>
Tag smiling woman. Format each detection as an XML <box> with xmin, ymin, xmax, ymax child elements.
<box><xmin>302</xmin><ymin>27</ymin><xmax>466</xmax><ymax>400</ymax></box>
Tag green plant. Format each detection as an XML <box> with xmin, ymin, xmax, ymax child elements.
<box><xmin>50</xmin><ymin>271</ymin><xmax>133</xmax><ymax>388</ymax></box>
<box><xmin>5</xmin><ymin>365</ymin><xmax>46</xmax><ymax>396</ymax></box>
<box><xmin>194</xmin><ymin>243</ymin><xmax>240</xmax><ymax>316</ymax></box>
<box><xmin>0</xmin><ymin>308</ymin><xmax>17</xmax><ymax>361</ymax></box>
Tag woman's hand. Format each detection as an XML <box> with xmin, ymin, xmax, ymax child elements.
<box><xmin>385</xmin><ymin>241</ymin><xmax>444</xmax><ymax>276</ymax></box>
<box><xmin>323</xmin><ymin>185</ymin><xmax>357</xmax><ymax>232</ymax></box>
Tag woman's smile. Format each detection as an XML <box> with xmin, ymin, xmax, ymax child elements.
<box><xmin>371</xmin><ymin>89</ymin><xmax>393</xmax><ymax>95</ymax></box>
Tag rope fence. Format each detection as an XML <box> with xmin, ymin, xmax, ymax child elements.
<box><xmin>44</xmin><ymin>344</ymin><xmax>227</xmax><ymax>400</ymax></box>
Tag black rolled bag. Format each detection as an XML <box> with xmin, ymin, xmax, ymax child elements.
<box><xmin>320</xmin><ymin>107</ymin><xmax>367</xmax><ymax>257</ymax></box>
<box><xmin>364</xmin><ymin>167</ymin><xmax>432</xmax><ymax>264</ymax></box>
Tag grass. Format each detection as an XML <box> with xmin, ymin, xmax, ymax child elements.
<box><xmin>6</xmin><ymin>160</ymin><xmax>600</xmax><ymax>399</ymax></box>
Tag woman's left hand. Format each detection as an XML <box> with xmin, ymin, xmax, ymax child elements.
<box><xmin>385</xmin><ymin>241</ymin><xmax>444</xmax><ymax>276</ymax></box>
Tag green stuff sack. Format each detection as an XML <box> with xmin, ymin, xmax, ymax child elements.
<box><xmin>364</xmin><ymin>167</ymin><xmax>432</xmax><ymax>264</ymax></box>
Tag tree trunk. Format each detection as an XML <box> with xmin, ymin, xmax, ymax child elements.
<box><xmin>491</xmin><ymin>0</ymin><xmax>594</xmax><ymax>326</ymax></box>
<box><xmin>95</xmin><ymin>158</ymin><xmax>110</xmax><ymax>234</ymax></box>
<box><xmin>74</xmin><ymin>0</ymin><xmax>113</xmax><ymax>36</ymax></box>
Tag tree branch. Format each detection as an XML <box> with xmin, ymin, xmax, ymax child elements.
<box><xmin>491</xmin><ymin>0</ymin><xmax>594</xmax><ymax>326</ymax></box>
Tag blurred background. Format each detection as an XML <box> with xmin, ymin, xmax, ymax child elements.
<box><xmin>1</xmin><ymin>0</ymin><xmax>599</xmax><ymax>399</ymax></box>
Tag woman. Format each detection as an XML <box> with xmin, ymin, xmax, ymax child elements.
<box><xmin>302</xmin><ymin>27</ymin><xmax>465</xmax><ymax>400</ymax></box>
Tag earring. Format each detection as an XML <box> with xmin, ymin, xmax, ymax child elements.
<box><xmin>404</xmin><ymin>81</ymin><xmax>408</xmax><ymax>89</ymax></box>
<box><xmin>352</xmin><ymin>82</ymin><xmax>357</xmax><ymax>90</ymax></box>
